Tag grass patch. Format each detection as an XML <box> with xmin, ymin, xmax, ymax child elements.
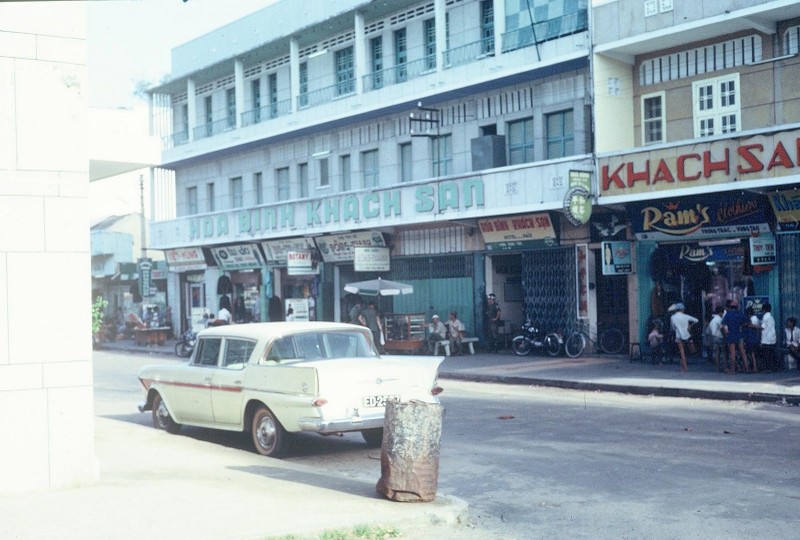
<box><xmin>267</xmin><ymin>524</ymin><xmax>401</xmax><ymax>540</ymax></box>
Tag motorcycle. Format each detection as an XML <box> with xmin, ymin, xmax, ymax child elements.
<box><xmin>174</xmin><ymin>329</ymin><xmax>197</xmax><ymax>358</ymax></box>
<box><xmin>511</xmin><ymin>319</ymin><xmax>562</xmax><ymax>357</ymax></box>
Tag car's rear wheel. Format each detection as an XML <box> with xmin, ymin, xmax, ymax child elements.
<box><xmin>361</xmin><ymin>428</ymin><xmax>384</xmax><ymax>448</ymax></box>
<box><xmin>251</xmin><ymin>406</ymin><xmax>287</xmax><ymax>458</ymax></box>
<box><xmin>152</xmin><ymin>393</ymin><xmax>181</xmax><ymax>434</ymax></box>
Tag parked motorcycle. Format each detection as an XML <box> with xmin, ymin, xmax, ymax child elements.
<box><xmin>174</xmin><ymin>329</ymin><xmax>197</xmax><ymax>358</ymax></box>
<box><xmin>511</xmin><ymin>319</ymin><xmax>562</xmax><ymax>357</ymax></box>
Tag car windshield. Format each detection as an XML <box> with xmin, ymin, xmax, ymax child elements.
<box><xmin>266</xmin><ymin>330</ymin><xmax>377</xmax><ymax>362</ymax></box>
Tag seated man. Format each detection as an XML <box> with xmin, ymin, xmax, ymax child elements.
<box><xmin>426</xmin><ymin>314</ymin><xmax>447</xmax><ymax>354</ymax></box>
<box><xmin>446</xmin><ymin>311</ymin><xmax>465</xmax><ymax>355</ymax></box>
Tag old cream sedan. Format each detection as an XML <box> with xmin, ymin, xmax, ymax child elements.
<box><xmin>138</xmin><ymin>322</ymin><xmax>443</xmax><ymax>457</ymax></box>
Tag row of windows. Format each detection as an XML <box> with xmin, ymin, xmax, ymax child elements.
<box><xmin>641</xmin><ymin>73</ymin><xmax>740</xmax><ymax>144</ymax></box>
<box><xmin>182</xmin><ymin>108</ymin><xmax>575</xmax><ymax>215</ymax></box>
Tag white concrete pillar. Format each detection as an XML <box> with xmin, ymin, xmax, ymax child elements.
<box><xmin>354</xmin><ymin>11</ymin><xmax>366</xmax><ymax>95</ymax></box>
<box><xmin>187</xmin><ymin>78</ymin><xmax>196</xmax><ymax>142</ymax></box>
<box><xmin>494</xmin><ymin>0</ymin><xmax>505</xmax><ymax>55</ymax></box>
<box><xmin>434</xmin><ymin>0</ymin><xmax>446</xmax><ymax>71</ymax></box>
<box><xmin>290</xmin><ymin>38</ymin><xmax>300</xmax><ymax>113</ymax></box>
<box><xmin>0</xmin><ymin>1</ymin><xmax>97</xmax><ymax>494</ymax></box>
<box><xmin>234</xmin><ymin>59</ymin><xmax>244</xmax><ymax>128</ymax></box>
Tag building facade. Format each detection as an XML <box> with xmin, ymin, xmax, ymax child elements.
<box><xmin>149</xmin><ymin>0</ymin><xmax>598</xmax><ymax>341</ymax></box>
<box><xmin>593</xmin><ymin>0</ymin><xmax>800</xmax><ymax>344</ymax></box>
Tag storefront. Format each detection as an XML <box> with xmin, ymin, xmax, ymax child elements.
<box><xmin>628</xmin><ymin>191</ymin><xmax>779</xmax><ymax>344</ymax></box>
<box><xmin>768</xmin><ymin>187</ymin><xmax>800</xmax><ymax>325</ymax></box>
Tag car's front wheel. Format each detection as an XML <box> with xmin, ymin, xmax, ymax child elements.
<box><xmin>361</xmin><ymin>428</ymin><xmax>384</xmax><ymax>447</ymax></box>
<box><xmin>251</xmin><ymin>406</ymin><xmax>287</xmax><ymax>458</ymax></box>
<box><xmin>152</xmin><ymin>393</ymin><xmax>181</xmax><ymax>434</ymax></box>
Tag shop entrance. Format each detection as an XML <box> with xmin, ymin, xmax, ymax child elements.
<box><xmin>593</xmin><ymin>252</ymin><xmax>629</xmax><ymax>337</ymax></box>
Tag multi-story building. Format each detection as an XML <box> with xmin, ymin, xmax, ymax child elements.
<box><xmin>593</xmin><ymin>0</ymin><xmax>800</xmax><ymax>346</ymax></box>
<box><xmin>148</xmin><ymin>0</ymin><xmax>598</xmax><ymax>340</ymax></box>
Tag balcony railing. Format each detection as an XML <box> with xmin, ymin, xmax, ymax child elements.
<box><xmin>297</xmin><ymin>79</ymin><xmax>356</xmax><ymax>109</ymax></box>
<box><xmin>501</xmin><ymin>10</ymin><xmax>588</xmax><ymax>53</ymax></box>
<box><xmin>241</xmin><ymin>98</ymin><xmax>292</xmax><ymax>126</ymax></box>
<box><xmin>443</xmin><ymin>36</ymin><xmax>495</xmax><ymax>69</ymax></box>
<box><xmin>362</xmin><ymin>55</ymin><xmax>436</xmax><ymax>92</ymax></box>
<box><xmin>172</xmin><ymin>130</ymin><xmax>189</xmax><ymax>146</ymax></box>
<box><xmin>193</xmin><ymin>117</ymin><xmax>236</xmax><ymax>140</ymax></box>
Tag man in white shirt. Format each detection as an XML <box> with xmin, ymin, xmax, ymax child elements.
<box><xmin>446</xmin><ymin>311</ymin><xmax>466</xmax><ymax>355</ymax></box>
<box><xmin>426</xmin><ymin>315</ymin><xmax>447</xmax><ymax>354</ymax></box>
<box><xmin>670</xmin><ymin>303</ymin><xmax>698</xmax><ymax>372</ymax></box>
<box><xmin>708</xmin><ymin>305</ymin><xmax>725</xmax><ymax>371</ymax></box>
<box><xmin>785</xmin><ymin>317</ymin><xmax>800</xmax><ymax>369</ymax></box>
<box><xmin>759</xmin><ymin>303</ymin><xmax>776</xmax><ymax>371</ymax></box>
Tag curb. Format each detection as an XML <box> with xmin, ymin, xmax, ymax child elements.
<box><xmin>439</xmin><ymin>372</ymin><xmax>800</xmax><ymax>405</ymax></box>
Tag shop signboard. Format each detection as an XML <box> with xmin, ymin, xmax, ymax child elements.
<box><xmin>287</xmin><ymin>251</ymin><xmax>319</xmax><ymax>275</ymax></box>
<box><xmin>749</xmin><ymin>236</ymin><xmax>776</xmax><ymax>265</ymax></box>
<box><xmin>601</xmin><ymin>241</ymin><xmax>633</xmax><ymax>275</ymax></box>
<box><xmin>742</xmin><ymin>296</ymin><xmax>770</xmax><ymax>318</ymax></box>
<box><xmin>314</xmin><ymin>231</ymin><xmax>386</xmax><ymax>262</ymax></box>
<box><xmin>210</xmin><ymin>244</ymin><xmax>264</xmax><ymax>270</ymax></box>
<box><xmin>479</xmin><ymin>213</ymin><xmax>558</xmax><ymax>251</ymax></box>
<box><xmin>600</xmin><ymin>127</ymin><xmax>800</xmax><ymax>197</ymax></box>
<box><xmin>627</xmin><ymin>191</ymin><xmax>771</xmax><ymax>240</ymax></box>
<box><xmin>165</xmin><ymin>247</ymin><xmax>207</xmax><ymax>272</ymax></box>
<box><xmin>138</xmin><ymin>258</ymin><xmax>153</xmax><ymax>298</ymax></box>
<box><xmin>767</xmin><ymin>189</ymin><xmax>800</xmax><ymax>231</ymax></box>
<box><xmin>661</xmin><ymin>241</ymin><xmax>744</xmax><ymax>264</ymax></box>
<box><xmin>575</xmin><ymin>244</ymin><xmax>589</xmax><ymax>319</ymax></box>
<box><xmin>564</xmin><ymin>171</ymin><xmax>592</xmax><ymax>226</ymax></box>
<box><xmin>261</xmin><ymin>237</ymin><xmax>317</xmax><ymax>264</ymax></box>
<box><xmin>354</xmin><ymin>246</ymin><xmax>390</xmax><ymax>272</ymax></box>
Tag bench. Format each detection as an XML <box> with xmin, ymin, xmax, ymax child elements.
<box><xmin>433</xmin><ymin>337</ymin><xmax>479</xmax><ymax>356</ymax></box>
<box><xmin>133</xmin><ymin>327</ymin><xmax>170</xmax><ymax>346</ymax></box>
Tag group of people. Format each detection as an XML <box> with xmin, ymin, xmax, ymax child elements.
<box><xmin>426</xmin><ymin>311</ymin><xmax>467</xmax><ymax>355</ymax></box>
<box><xmin>348</xmin><ymin>299</ymin><xmax>385</xmax><ymax>351</ymax></box>
<box><xmin>648</xmin><ymin>300</ymin><xmax>800</xmax><ymax>374</ymax></box>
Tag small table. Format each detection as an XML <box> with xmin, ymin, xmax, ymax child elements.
<box><xmin>133</xmin><ymin>327</ymin><xmax>170</xmax><ymax>346</ymax></box>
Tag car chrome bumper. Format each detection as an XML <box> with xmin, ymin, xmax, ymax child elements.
<box><xmin>297</xmin><ymin>414</ymin><xmax>384</xmax><ymax>433</ymax></box>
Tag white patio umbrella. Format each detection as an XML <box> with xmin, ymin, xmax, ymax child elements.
<box><xmin>343</xmin><ymin>277</ymin><xmax>414</xmax><ymax>296</ymax></box>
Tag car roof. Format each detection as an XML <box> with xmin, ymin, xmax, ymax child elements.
<box><xmin>197</xmin><ymin>321</ymin><xmax>367</xmax><ymax>340</ymax></box>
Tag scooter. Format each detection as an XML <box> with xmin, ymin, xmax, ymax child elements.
<box><xmin>174</xmin><ymin>329</ymin><xmax>197</xmax><ymax>358</ymax></box>
<box><xmin>511</xmin><ymin>319</ymin><xmax>562</xmax><ymax>357</ymax></box>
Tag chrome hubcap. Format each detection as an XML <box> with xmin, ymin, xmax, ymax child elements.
<box><xmin>256</xmin><ymin>415</ymin><xmax>276</xmax><ymax>451</ymax></box>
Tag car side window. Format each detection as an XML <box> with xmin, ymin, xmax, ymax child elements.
<box><xmin>267</xmin><ymin>336</ymin><xmax>296</xmax><ymax>362</ymax></box>
<box><xmin>223</xmin><ymin>339</ymin><xmax>256</xmax><ymax>369</ymax></box>
<box><xmin>194</xmin><ymin>337</ymin><xmax>222</xmax><ymax>366</ymax></box>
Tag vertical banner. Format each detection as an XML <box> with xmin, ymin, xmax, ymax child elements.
<box><xmin>138</xmin><ymin>258</ymin><xmax>153</xmax><ymax>298</ymax></box>
<box><xmin>576</xmin><ymin>244</ymin><xmax>589</xmax><ymax>319</ymax></box>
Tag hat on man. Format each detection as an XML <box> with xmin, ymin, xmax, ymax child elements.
<box><xmin>667</xmin><ymin>303</ymin><xmax>678</xmax><ymax>312</ymax></box>
<box><xmin>488</xmin><ymin>293</ymin><xmax>496</xmax><ymax>299</ymax></box>
<box><xmin>432</xmin><ymin>314</ymin><xmax>440</xmax><ymax>320</ymax></box>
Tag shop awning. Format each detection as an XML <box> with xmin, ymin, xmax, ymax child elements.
<box><xmin>314</xmin><ymin>231</ymin><xmax>386</xmax><ymax>262</ymax></box>
<box><xmin>210</xmin><ymin>244</ymin><xmax>265</xmax><ymax>270</ymax></box>
<box><xmin>479</xmin><ymin>213</ymin><xmax>558</xmax><ymax>251</ymax></box>
<box><xmin>166</xmin><ymin>247</ymin><xmax>208</xmax><ymax>272</ymax></box>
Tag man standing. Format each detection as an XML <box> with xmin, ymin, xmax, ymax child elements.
<box><xmin>485</xmin><ymin>293</ymin><xmax>502</xmax><ymax>351</ymax></box>
<box><xmin>722</xmin><ymin>301</ymin><xmax>749</xmax><ymax>373</ymax></box>
<box><xmin>670</xmin><ymin>303</ymin><xmax>697</xmax><ymax>372</ymax></box>
<box><xmin>708</xmin><ymin>306</ymin><xmax>725</xmax><ymax>371</ymax></box>
<box><xmin>759</xmin><ymin>303</ymin><xmax>776</xmax><ymax>371</ymax></box>
<box><xmin>358</xmin><ymin>300</ymin><xmax>383</xmax><ymax>351</ymax></box>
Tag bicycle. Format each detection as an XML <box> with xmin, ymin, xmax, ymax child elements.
<box><xmin>563</xmin><ymin>320</ymin><xmax>627</xmax><ymax>358</ymax></box>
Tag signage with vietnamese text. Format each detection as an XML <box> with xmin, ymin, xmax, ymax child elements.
<box><xmin>354</xmin><ymin>247</ymin><xmax>391</xmax><ymax>272</ymax></box>
<box><xmin>479</xmin><ymin>213</ymin><xmax>557</xmax><ymax>251</ymax></box>
<box><xmin>750</xmin><ymin>236</ymin><xmax>776</xmax><ymax>265</ymax></box>
<box><xmin>210</xmin><ymin>244</ymin><xmax>264</xmax><ymax>270</ymax></box>
<box><xmin>138</xmin><ymin>258</ymin><xmax>153</xmax><ymax>297</ymax></box>
<box><xmin>628</xmin><ymin>192</ymin><xmax>771</xmax><ymax>240</ymax></box>
<box><xmin>767</xmin><ymin>189</ymin><xmax>800</xmax><ymax>231</ymax></box>
<box><xmin>315</xmin><ymin>231</ymin><xmax>386</xmax><ymax>262</ymax></box>
<box><xmin>564</xmin><ymin>171</ymin><xmax>592</xmax><ymax>226</ymax></box>
<box><xmin>165</xmin><ymin>247</ymin><xmax>207</xmax><ymax>272</ymax></box>
<box><xmin>261</xmin><ymin>237</ymin><xmax>317</xmax><ymax>264</ymax></box>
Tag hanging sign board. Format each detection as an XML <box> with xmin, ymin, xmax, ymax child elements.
<box><xmin>210</xmin><ymin>244</ymin><xmax>264</xmax><ymax>270</ymax></box>
<box><xmin>261</xmin><ymin>237</ymin><xmax>317</xmax><ymax>264</ymax></box>
<box><xmin>601</xmin><ymin>241</ymin><xmax>633</xmax><ymax>275</ymax></box>
<box><xmin>479</xmin><ymin>213</ymin><xmax>557</xmax><ymax>251</ymax></box>
<box><xmin>287</xmin><ymin>251</ymin><xmax>320</xmax><ymax>275</ymax></box>
<box><xmin>165</xmin><ymin>247</ymin><xmax>207</xmax><ymax>272</ymax></box>
<box><xmin>767</xmin><ymin>189</ymin><xmax>800</xmax><ymax>231</ymax></box>
<box><xmin>749</xmin><ymin>236</ymin><xmax>776</xmax><ymax>265</ymax></box>
<box><xmin>564</xmin><ymin>170</ymin><xmax>592</xmax><ymax>226</ymax></box>
<box><xmin>314</xmin><ymin>231</ymin><xmax>386</xmax><ymax>262</ymax></box>
<box><xmin>354</xmin><ymin>247</ymin><xmax>390</xmax><ymax>272</ymax></box>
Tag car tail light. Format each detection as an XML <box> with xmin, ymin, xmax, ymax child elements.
<box><xmin>312</xmin><ymin>398</ymin><xmax>328</xmax><ymax>407</ymax></box>
<box><xmin>430</xmin><ymin>385</ymin><xmax>443</xmax><ymax>396</ymax></box>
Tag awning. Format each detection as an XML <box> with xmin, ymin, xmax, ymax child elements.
<box><xmin>166</xmin><ymin>247</ymin><xmax>208</xmax><ymax>272</ymax></box>
<box><xmin>479</xmin><ymin>212</ymin><xmax>558</xmax><ymax>251</ymax></box>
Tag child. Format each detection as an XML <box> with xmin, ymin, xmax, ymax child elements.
<box><xmin>648</xmin><ymin>322</ymin><xmax>664</xmax><ymax>364</ymax></box>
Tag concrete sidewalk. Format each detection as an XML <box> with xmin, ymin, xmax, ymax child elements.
<box><xmin>102</xmin><ymin>337</ymin><xmax>800</xmax><ymax>404</ymax></box>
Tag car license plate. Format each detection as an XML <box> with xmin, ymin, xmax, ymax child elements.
<box><xmin>363</xmin><ymin>395</ymin><xmax>400</xmax><ymax>408</ymax></box>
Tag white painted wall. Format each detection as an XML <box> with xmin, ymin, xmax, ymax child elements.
<box><xmin>0</xmin><ymin>2</ymin><xmax>98</xmax><ymax>494</ymax></box>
